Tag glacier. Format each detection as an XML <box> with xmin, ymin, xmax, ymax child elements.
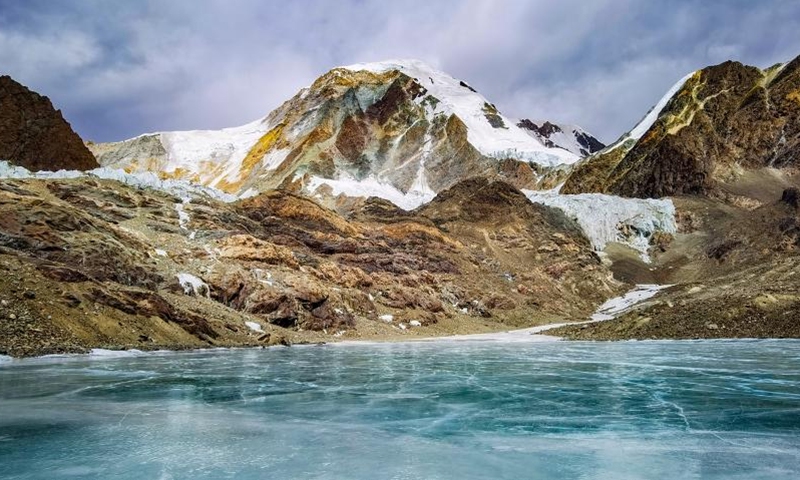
<box><xmin>524</xmin><ymin>189</ymin><xmax>677</xmax><ymax>262</ymax></box>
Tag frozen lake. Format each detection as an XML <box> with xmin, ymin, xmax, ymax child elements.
<box><xmin>1</xmin><ymin>340</ymin><xmax>799</xmax><ymax>479</ymax></box>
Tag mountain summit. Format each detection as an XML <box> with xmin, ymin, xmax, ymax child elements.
<box><xmin>90</xmin><ymin>60</ymin><xmax>597</xmax><ymax>209</ymax></box>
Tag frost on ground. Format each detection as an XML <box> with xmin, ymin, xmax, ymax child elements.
<box><xmin>176</xmin><ymin>273</ymin><xmax>210</xmax><ymax>297</ymax></box>
<box><xmin>524</xmin><ymin>190</ymin><xmax>677</xmax><ymax>262</ymax></box>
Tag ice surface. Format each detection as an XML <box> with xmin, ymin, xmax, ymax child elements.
<box><xmin>524</xmin><ymin>189</ymin><xmax>677</xmax><ymax>261</ymax></box>
<box><xmin>88</xmin><ymin>348</ymin><xmax>145</xmax><ymax>358</ymax></box>
<box><xmin>2</xmin><ymin>340</ymin><xmax>799</xmax><ymax>479</ymax></box>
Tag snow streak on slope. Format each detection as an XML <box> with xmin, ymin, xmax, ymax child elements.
<box><xmin>341</xmin><ymin>60</ymin><xmax>579</xmax><ymax>167</ymax></box>
<box><xmin>524</xmin><ymin>189</ymin><xmax>677</xmax><ymax>262</ymax></box>
<box><xmin>606</xmin><ymin>71</ymin><xmax>695</xmax><ymax>152</ymax></box>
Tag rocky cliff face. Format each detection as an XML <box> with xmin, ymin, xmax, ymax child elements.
<box><xmin>90</xmin><ymin>60</ymin><xmax>596</xmax><ymax>209</ymax></box>
<box><xmin>562</xmin><ymin>56</ymin><xmax>800</xmax><ymax>198</ymax></box>
<box><xmin>0</xmin><ymin>76</ymin><xmax>98</xmax><ymax>172</ymax></box>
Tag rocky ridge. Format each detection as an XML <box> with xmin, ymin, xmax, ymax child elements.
<box><xmin>562</xmin><ymin>56</ymin><xmax>800</xmax><ymax>199</ymax></box>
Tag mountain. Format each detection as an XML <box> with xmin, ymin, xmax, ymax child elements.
<box><xmin>90</xmin><ymin>60</ymin><xmax>596</xmax><ymax>209</ymax></box>
<box><xmin>517</xmin><ymin>119</ymin><xmax>605</xmax><ymax>157</ymax></box>
<box><xmin>562</xmin><ymin>56</ymin><xmax>800</xmax><ymax>199</ymax></box>
<box><xmin>0</xmin><ymin>75</ymin><xmax>98</xmax><ymax>172</ymax></box>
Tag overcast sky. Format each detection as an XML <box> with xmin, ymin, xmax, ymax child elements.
<box><xmin>1</xmin><ymin>0</ymin><xmax>798</xmax><ymax>143</ymax></box>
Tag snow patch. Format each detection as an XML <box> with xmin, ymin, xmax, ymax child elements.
<box><xmin>590</xmin><ymin>284</ymin><xmax>670</xmax><ymax>321</ymax></box>
<box><xmin>524</xmin><ymin>190</ymin><xmax>676</xmax><ymax>262</ymax></box>
<box><xmin>174</xmin><ymin>199</ymin><xmax>191</xmax><ymax>231</ymax></box>
<box><xmin>261</xmin><ymin>148</ymin><xmax>291</xmax><ymax>171</ymax></box>
<box><xmin>307</xmin><ymin>174</ymin><xmax>435</xmax><ymax>210</ymax></box>
<box><xmin>176</xmin><ymin>273</ymin><xmax>209</xmax><ymax>297</ymax></box>
<box><xmin>245</xmin><ymin>321</ymin><xmax>264</xmax><ymax>333</ymax></box>
<box><xmin>627</xmin><ymin>72</ymin><xmax>694</xmax><ymax>141</ymax></box>
<box><xmin>154</xmin><ymin>249</ymin><xmax>168</xmax><ymax>257</ymax></box>
<box><xmin>414</xmin><ymin>284</ymin><xmax>669</xmax><ymax>343</ymax></box>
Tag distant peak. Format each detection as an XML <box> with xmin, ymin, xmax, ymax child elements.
<box><xmin>339</xmin><ymin>59</ymin><xmax>443</xmax><ymax>74</ymax></box>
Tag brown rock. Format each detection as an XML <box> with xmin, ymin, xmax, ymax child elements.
<box><xmin>0</xmin><ymin>75</ymin><xmax>98</xmax><ymax>171</ymax></box>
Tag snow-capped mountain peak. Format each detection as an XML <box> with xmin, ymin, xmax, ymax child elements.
<box><xmin>91</xmin><ymin>58</ymin><xmax>591</xmax><ymax>210</ymax></box>
<box><xmin>340</xmin><ymin>60</ymin><xmax>579</xmax><ymax>167</ymax></box>
<box><xmin>516</xmin><ymin>119</ymin><xmax>605</xmax><ymax>157</ymax></box>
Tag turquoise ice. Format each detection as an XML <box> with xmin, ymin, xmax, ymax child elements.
<box><xmin>1</xmin><ymin>340</ymin><xmax>799</xmax><ymax>479</ymax></box>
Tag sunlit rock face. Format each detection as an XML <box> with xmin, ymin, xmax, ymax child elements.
<box><xmin>90</xmin><ymin>60</ymin><xmax>587</xmax><ymax>209</ymax></box>
<box><xmin>563</xmin><ymin>56</ymin><xmax>800</xmax><ymax>198</ymax></box>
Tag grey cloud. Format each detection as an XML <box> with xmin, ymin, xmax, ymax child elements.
<box><xmin>0</xmin><ymin>0</ymin><xmax>797</xmax><ymax>143</ymax></box>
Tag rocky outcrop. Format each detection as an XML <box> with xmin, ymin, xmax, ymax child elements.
<box><xmin>0</xmin><ymin>76</ymin><xmax>98</xmax><ymax>172</ymax></box>
<box><xmin>562</xmin><ymin>56</ymin><xmax>800</xmax><ymax>198</ymax></box>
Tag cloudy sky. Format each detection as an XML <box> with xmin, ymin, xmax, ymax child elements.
<box><xmin>1</xmin><ymin>0</ymin><xmax>798</xmax><ymax>143</ymax></box>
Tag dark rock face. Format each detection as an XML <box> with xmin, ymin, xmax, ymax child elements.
<box><xmin>0</xmin><ymin>75</ymin><xmax>98</xmax><ymax>171</ymax></box>
<box><xmin>781</xmin><ymin>187</ymin><xmax>800</xmax><ymax>208</ymax></box>
<box><xmin>563</xmin><ymin>57</ymin><xmax>800</xmax><ymax>198</ymax></box>
<box><xmin>517</xmin><ymin>119</ymin><xmax>605</xmax><ymax>156</ymax></box>
<box><xmin>573</xmin><ymin>130</ymin><xmax>606</xmax><ymax>156</ymax></box>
